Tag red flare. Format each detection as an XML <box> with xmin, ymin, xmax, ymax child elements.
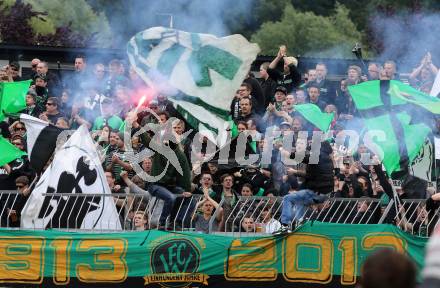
<box><xmin>137</xmin><ymin>95</ymin><xmax>147</xmax><ymax>110</ymax></box>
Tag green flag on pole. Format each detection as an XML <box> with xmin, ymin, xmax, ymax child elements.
<box><xmin>0</xmin><ymin>80</ymin><xmax>32</xmax><ymax>121</ymax></box>
<box><xmin>0</xmin><ymin>136</ymin><xmax>27</xmax><ymax>167</ymax></box>
<box><xmin>294</xmin><ymin>103</ymin><xmax>334</xmax><ymax>132</ymax></box>
<box><xmin>348</xmin><ymin>80</ymin><xmax>436</xmax><ymax>175</ymax></box>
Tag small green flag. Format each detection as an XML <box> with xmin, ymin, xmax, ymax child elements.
<box><xmin>294</xmin><ymin>104</ymin><xmax>334</xmax><ymax>132</ymax></box>
<box><xmin>229</xmin><ymin>118</ymin><xmax>238</xmax><ymax>138</ymax></box>
<box><xmin>0</xmin><ymin>136</ymin><xmax>27</xmax><ymax>166</ymax></box>
<box><xmin>0</xmin><ymin>80</ymin><xmax>32</xmax><ymax>121</ymax></box>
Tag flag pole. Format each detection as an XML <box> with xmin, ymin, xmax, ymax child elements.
<box><xmin>391</xmin><ymin>183</ymin><xmax>402</xmax><ymax>216</ymax></box>
<box><xmin>28</xmin><ymin>174</ymin><xmax>40</xmax><ymax>192</ymax></box>
<box><xmin>19</xmin><ymin>174</ymin><xmax>40</xmax><ymax>228</ymax></box>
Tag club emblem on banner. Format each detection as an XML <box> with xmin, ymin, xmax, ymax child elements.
<box><xmin>145</xmin><ymin>238</ymin><xmax>208</xmax><ymax>287</ymax></box>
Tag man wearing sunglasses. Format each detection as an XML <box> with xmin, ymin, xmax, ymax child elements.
<box><xmin>39</xmin><ymin>97</ymin><xmax>64</xmax><ymax>125</ymax></box>
<box><xmin>11</xmin><ymin>122</ymin><xmax>26</xmax><ymax>137</ymax></box>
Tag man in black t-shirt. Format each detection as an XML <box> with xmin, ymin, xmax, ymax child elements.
<box><xmin>267</xmin><ymin>46</ymin><xmax>301</xmax><ymax>94</ymax></box>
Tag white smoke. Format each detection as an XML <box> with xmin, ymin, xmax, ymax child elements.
<box><xmin>370</xmin><ymin>12</ymin><xmax>440</xmax><ymax>72</ymax></box>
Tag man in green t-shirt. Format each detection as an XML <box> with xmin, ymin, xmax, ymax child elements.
<box><xmin>92</xmin><ymin>98</ymin><xmax>123</xmax><ymax>131</ymax></box>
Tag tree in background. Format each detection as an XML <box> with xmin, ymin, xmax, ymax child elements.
<box><xmin>0</xmin><ymin>0</ymin><xmax>437</xmax><ymax>63</ymax></box>
<box><xmin>0</xmin><ymin>0</ymin><xmax>111</xmax><ymax>47</ymax></box>
<box><xmin>27</xmin><ymin>0</ymin><xmax>111</xmax><ymax>46</ymax></box>
<box><xmin>0</xmin><ymin>0</ymin><xmax>40</xmax><ymax>45</ymax></box>
<box><xmin>251</xmin><ymin>4</ymin><xmax>363</xmax><ymax>58</ymax></box>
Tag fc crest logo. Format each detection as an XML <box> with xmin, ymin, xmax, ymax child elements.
<box><xmin>145</xmin><ymin>238</ymin><xmax>208</xmax><ymax>287</ymax></box>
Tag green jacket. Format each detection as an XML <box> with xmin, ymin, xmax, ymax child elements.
<box><xmin>140</xmin><ymin>131</ymin><xmax>191</xmax><ymax>192</ymax></box>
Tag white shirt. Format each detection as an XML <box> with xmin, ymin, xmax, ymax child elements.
<box><xmin>264</xmin><ymin>218</ymin><xmax>281</xmax><ymax>234</ymax></box>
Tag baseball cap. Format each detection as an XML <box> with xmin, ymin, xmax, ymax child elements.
<box><xmin>34</xmin><ymin>73</ymin><xmax>47</xmax><ymax>81</ymax></box>
<box><xmin>275</xmin><ymin>86</ymin><xmax>287</xmax><ymax>95</ymax></box>
<box><xmin>27</xmin><ymin>89</ymin><xmax>37</xmax><ymax>99</ymax></box>
<box><xmin>9</xmin><ymin>61</ymin><xmax>20</xmax><ymax>70</ymax></box>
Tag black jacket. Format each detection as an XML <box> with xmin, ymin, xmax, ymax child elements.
<box><xmin>308</xmin><ymin>98</ymin><xmax>327</xmax><ymax>111</ymax></box>
<box><xmin>235</xmin><ymin>112</ymin><xmax>264</xmax><ymax>133</ymax></box>
<box><xmin>309</xmin><ymin>78</ymin><xmax>337</xmax><ymax>105</ymax></box>
<box><xmin>243</xmin><ymin>77</ymin><xmax>265</xmax><ymax>115</ymax></box>
<box><xmin>23</xmin><ymin>105</ymin><xmax>43</xmax><ymax>118</ymax></box>
<box><xmin>45</xmin><ymin>71</ymin><xmax>62</xmax><ymax>97</ymax></box>
<box><xmin>267</xmin><ymin>64</ymin><xmax>301</xmax><ymax>94</ymax></box>
<box><xmin>259</xmin><ymin>77</ymin><xmax>277</xmax><ymax>107</ymax></box>
<box><xmin>304</xmin><ymin>141</ymin><xmax>334</xmax><ymax>194</ymax></box>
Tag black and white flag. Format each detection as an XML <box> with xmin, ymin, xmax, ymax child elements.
<box><xmin>21</xmin><ymin>125</ymin><xmax>122</xmax><ymax>230</ymax></box>
<box><xmin>20</xmin><ymin>114</ymin><xmax>64</xmax><ymax>174</ymax></box>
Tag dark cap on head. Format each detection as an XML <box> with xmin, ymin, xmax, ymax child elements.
<box><xmin>9</xmin><ymin>61</ymin><xmax>20</xmax><ymax>70</ymax></box>
<box><xmin>34</xmin><ymin>73</ymin><xmax>47</xmax><ymax>82</ymax></box>
<box><xmin>275</xmin><ymin>86</ymin><xmax>287</xmax><ymax>95</ymax></box>
<box><xmin>27</xmin><ymin>89</ymin><xmax>37</xmax><ymax>99</ymax></box>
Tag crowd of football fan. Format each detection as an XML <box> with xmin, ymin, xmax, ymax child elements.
<box><xmin>0</xmin><ymin>45</ymin><xmax>440</xmax><ymax>235</ymax></box>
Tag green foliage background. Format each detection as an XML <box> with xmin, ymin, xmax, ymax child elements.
<box><xmin>251</xmin><ymin>4</ymin><xmax>363</xmax><ymax>58</ymax></box>
<box><xmin>0</xmin><ymin>0</ymin><xmax>111</xmax><ymax>47</ymax></box>
<box><xmin>0</xmin><ymin>0</ymin><xmax>438</xmax><ymax>57</ymax></box>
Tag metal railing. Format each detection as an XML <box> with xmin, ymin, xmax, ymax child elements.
<box><xmin>214</xmin><ymin>196</ymin><xmax>283</xmax><ymax>236</ymax></box>
<box><xmin>212</xmin><ymin>196</ymin><xmax>384</xmax><ymax>236</ymax></box>
<box><xmin>392</xmin><ymin>199</ymin><xmax>440</xmax><ymax>237</ymax></box>
<box><xmin>303</xmin><ymin>197</ymin><xmax>383</xmax><ymax>224</ymax></box>
<box><xmin>1</xmin><ymin>190</ymin><xmax>438</xmax><ymax>237</ymax></box>
<box><xmin>0</xmin><ymin>190</ymin><xmax>23</xmax><ymax>229</ymax></box>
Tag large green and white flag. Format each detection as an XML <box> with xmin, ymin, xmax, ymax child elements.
<box><xmin>127</xmin><ymin>27</ymin><xmax>260</xmax><ymax>145</ymax></box>
<box><xmin>348</xmin><ymin>80</ymin><xmax>440</xmax><ymax>175</ymax></box>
